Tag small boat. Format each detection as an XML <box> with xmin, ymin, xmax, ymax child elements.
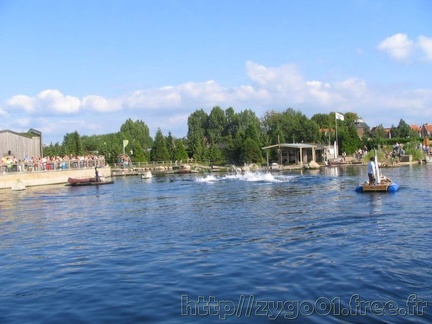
<box><xmin>355</xmin><ymin>177</ymin><xmax>399</xmax><ymax>193</ymax></box>
<box><xmin>11</xmin><ymin>180</ymin><xmax>26</xmax><ymax>191</ymax></box>
<box><xmin>141</xmin><ymin>170</ymin><xmax>152</xmax><ymax>179</ymax></box>
<box><xmin>67</xmin><ymin>176</ymin><xmax>114</xmax><ymax>186</ymax></box>
<box><xmin>355</xmin><ymin>154</ymin><xmax>399</xmax><ymax>193</ymax></box>
<box><xmin>68</xmin><ymin>177</ymin><xmax>95</xmax><ymax>184</ymax></box>
<box><xmin>327</xmin><ymin>158</ymin><xmax>349</xmax><ymax>166</ymax></box>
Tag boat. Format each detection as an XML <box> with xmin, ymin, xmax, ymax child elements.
<box><xmin>11</xmin><ymin>180</ymin><xmax>26</xmax><ymax>191</ymax></box>
<box><xmin>141</xmin><ymin>170</ymin><xmax>152</xmax><ymax>179</ymax></box>
<box><xmin>67</xmin><ymin>176</ymin><xmax>114</xmax><ymax>186</ymax></box>
<box><xmin>326</xmin><ymin>158</ymin><xmax>349</xmax><ymax>166</ymax></box>
<box><xmin>68</xmin><ymin>177</ymin><xmax>95</xmax><ymax>184</ymax></box>
<box><xmin>355</xmin><ymin>177</ymin><xmax>399</xmax><ymax>193</ymax></box>
<box><xmin>355</xmin><ymin>154</ymin><xmax>399</xmax><ymax>193</ymax></box>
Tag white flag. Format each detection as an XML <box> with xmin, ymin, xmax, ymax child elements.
<box><xmin>123</xmin><ymin>140</ymin><xmax>129</xmax><ymax>148</ymax></box>
<box><xmin>335</xmin><ymin>112</ymin><xmax>344</xmax><ymax>121</ymax></box>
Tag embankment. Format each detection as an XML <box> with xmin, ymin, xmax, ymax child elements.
<box><xmin>0</xmin><ymin>166</ymin><xmax>111</xmax><ymax>190</ymax></box>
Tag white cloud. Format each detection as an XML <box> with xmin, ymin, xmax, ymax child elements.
<box><xmin>378</xmin><ymin>33</ymin><xmax>414</xmax><ymax>61</ymax></box>
<box><xmin>378</xmin><ymin>33</ymin><xmax>432</xmax><ymax>62</ymax></box>
<box><xmin>245</xmin><ymin>61</ymin><xmax>304</xmax><ymax>92</ymax></box>
<box><xmin>6</xmin><ymin>95</ymin><xmax>36</xmax><ymax>112</ymax></box>
<box><xmin>2</xmin><ymin>61</ymin><xmax>432</xmax><ymax>144</ymax></box>
<box><xmin>82</xmin><ymin>95</ymin><xmax>121</xmax><ymax>112</ymax></box>
<box><xmin>36</xmin><ymin>89</ymin><xmax>81</xmax><ymax>113</ymax></box>
<box><xmin>417</xmin><ymin>35</ymin><xmax>432</xmax><ymax>61</ymax></box>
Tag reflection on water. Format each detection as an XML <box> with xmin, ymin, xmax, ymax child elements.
<box><xmin>1</xmin><ymin>165</ymin><xmax>432</xmax><ymax>322</ymax></box>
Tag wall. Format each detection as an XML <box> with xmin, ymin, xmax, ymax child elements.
<box><xmin>0</xmin><ymin>166</ymin><xmax>111</xmax><ymax>190</ymax></box>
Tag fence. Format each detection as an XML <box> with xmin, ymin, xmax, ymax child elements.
<box><xmin>1</xmin><ymin>157</ymin><xmax>106</xmax><ymax>173</ymax></box>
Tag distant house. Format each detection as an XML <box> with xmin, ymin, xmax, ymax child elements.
<box><xmin>0</xmin><ymin>129</ymin><xmax>42</xmax><ymax>159</ymax></box>
<box><xmin>421</xmin><ymin>124</ymin><xmax>432</xmax><ymax>138</ymax></box>
<box><xmin>411</xmin><ymin>125</ymin><xmax>422</xmax><ymax>137</ymax></box>
<box><xmin>354</xmin><ymin>118</ymin><xmax>369</xmax><ymax>138</ymax></box>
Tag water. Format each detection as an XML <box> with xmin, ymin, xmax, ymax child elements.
<box><xmin>1</xmin><ymin>164</ymin><xmax>432</xmax><ymax>323</ymax></box>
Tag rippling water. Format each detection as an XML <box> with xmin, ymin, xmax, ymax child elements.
<box><xmin>1</xmin><ymin>164</ymin><xmax>432</xmax><ymax>323</ymax></box>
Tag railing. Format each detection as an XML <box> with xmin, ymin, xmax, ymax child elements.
<box><xmin>1</xmin><ymin>158</ymin><xmax>106</xmax><ymax>173</ymax></box>
<box><xmin>111</xmin><ymin>160</ymin><xmax>205</xmax><ymax>169</ymax></box>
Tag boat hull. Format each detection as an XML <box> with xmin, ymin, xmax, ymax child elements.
<box><xmin>68</xmin><ymin>180</ymin><xmax>114</xmax><ymax>186</ymax></box>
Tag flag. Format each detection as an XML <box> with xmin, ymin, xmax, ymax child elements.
<box><xmin>335</xmin><ymin>112</ymin><xmax>344</xmax><ymax>121</ymax></box>
<box><xmin>123</xmin><ymin>140</ymin><xmax>129</xmax><ymax>148</ymax></box>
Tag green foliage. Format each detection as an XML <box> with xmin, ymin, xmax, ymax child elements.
<box><xmin>150</xmin><ymin>128</ymin><xmax>170</xmax><ymax>162</ymax></box>
<box><xmin>404</xmin><ymin>142</ymin><xmax>424</xmax><ymax>160</ymax></box>
<box><xmin>174</xmin><ymin>139</ymin><xmax>188</xmax><ymax>162</ymax></box>
<box><xmin>241</xmin><ymin>138</ymin><xmax>263</xmax><ymax>164</ymax></box>
<box><xmin>42</xmin><ymin>108</ymin><xmax>425</xmax><ymax>167</ymax></box>
<box><xmin>62</xmin><ymin>131</ymin><xmax>83</xmax><ymax>156</ymax></box>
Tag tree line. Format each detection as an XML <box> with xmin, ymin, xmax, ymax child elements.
<box><xmin>43</xmin><ymin>107</ymin><xmax>424</xmax><ymax>165</ymax></box>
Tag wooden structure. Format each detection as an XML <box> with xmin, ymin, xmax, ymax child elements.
<box><xmin>355</xmin><ymin>179</ymin><xmax>399</xmax><ymax>193</ymax></box>
<box><xmin>262</xmin><ymin>143</ymin><xmax>317</xmax><ymax>166</ymax></box>
<box><xmin>0</xmin><ymin>129</ymin><xmax>42</xmax><ymax>159</ymax></box>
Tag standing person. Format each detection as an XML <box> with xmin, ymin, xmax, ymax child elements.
<box><xmin>368</xmin><ymin>157</ymin><xmax>375</xmax><ymax>185</ymax></box>
<box><xmin>95</xmin><ymin>166</ymin><xmax>99</xmax><ymax>182</ymax></box>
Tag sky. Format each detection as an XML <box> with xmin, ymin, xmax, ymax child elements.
<box><xmin>1</xmin><ymin>0</ymin><xmax>432</xmax><ymax>144</ymax></box>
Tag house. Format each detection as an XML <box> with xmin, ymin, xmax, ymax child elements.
<box><xmin>421</xmin><ymin>124</ymin><xmax>432</xmax><ymax>138</ymax></box>
<box><xmin>262</xmin><ymin>143</ymin><xmax>318</xmax><ymax>165</ymax></box>
<box><xmin>354</xmin><ymin>118</ymin><xmax>369</xmax><ymax>138</ymax></box>
<box><xmin>410</xmin><ymin>125</ymin><xmax>422</xmax><ymax>137</ymax></box>
<box><xmin>0</xmin><ymin>129</ymin><xmax>42</xmax><ymax>159</ymax></box>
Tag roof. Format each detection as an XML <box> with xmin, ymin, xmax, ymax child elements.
<box><xmin>262</xmin><ymin>143</ymin><xmax>317</xmax><ymax>150</ymax></box>
<box><xmin>422</xmin><ymin>124</ymin><xmax>432</xmax><ymax>132</ymax></box>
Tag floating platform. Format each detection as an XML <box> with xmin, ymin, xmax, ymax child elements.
<box><xmin>355</xmin><ymin>181</ymin><xmax>399</xmax><ymax>193</ymax></box>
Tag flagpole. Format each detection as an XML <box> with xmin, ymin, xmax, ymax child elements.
<box><xmin>335</xmin><ymin>113</ymin><xmax>338</xmax><ymax>158</ymax></box>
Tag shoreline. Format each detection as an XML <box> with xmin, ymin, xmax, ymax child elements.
<box><xmin>1</xmin><ymin>161</ymin><xmax>422</xmax><ymax>190</ymax></box>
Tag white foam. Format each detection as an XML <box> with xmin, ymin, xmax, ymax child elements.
<box><xmin>195</xmin><ymin>171</ymin><xmax>295</xmax><ymax>183</ymax></box>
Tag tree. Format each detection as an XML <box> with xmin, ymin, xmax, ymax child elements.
<box><xmin>207</xmin><ymin>106</ymin><xmax>227</xmax><ymax>144</ymax></box>
<box><xmin>120</xmin><ymin>118</ymin><xmax>152</xmax><ymax>160</ymax></box>
<box><xmin>166</xmin><ymin>132</ymin><xmax>176</xmax><ymax>161</ymax></box>
<box><xmin>174</xmin><ymin>139</ymin><xmax>188</xmax><ymax>162</ymax></box>
<box><xmin>62</xmin><ymin>131</ymin><xmax>83</xmax><ymax>156</ymax></box>
<box><xmin>187</xmin><ymin>109</ymin><xmax>208</xmax><ymax>160</ymax></box>
<box><xmin>241</xmin><ymin>138</ymin><xmax>263</xmax><ymax>164</ymax></box>
<box><xmin>150</xmin><ymin>128</ymin><xmax>169</xmax><ymax>162</ymax></box>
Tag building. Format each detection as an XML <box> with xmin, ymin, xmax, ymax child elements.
<box><xmin>262</xmin><ymin>143</ymin><xmax>318</xmax><ymax>166</ymax></box>
<box><xmin>421</xmin><ymin>124</ymin><xmax>432</xmax><ymax>138</ymax></box>
<box><xmin>354</xmin><ymin>118</ymin><xmax>369</xmax><ymax>138</ymax></box>
<box><xmin>0</xmin><ymin>129</ymin><xmax>42</xmax><ymax>159</ymax></box>
<box><xmin>410</xmin><ymin>125</ymin><xmax>422</xmax><ymax>137</ymax></box>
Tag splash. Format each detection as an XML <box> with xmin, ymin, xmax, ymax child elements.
<box><xmin>195</xmin><ymin>171</ymin><xmax>295</xmax><ymax>183</ymax></box>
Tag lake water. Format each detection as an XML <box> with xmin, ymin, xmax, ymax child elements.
<box><xmin>1</xmin><ymin>164</ymin><xmax>432</xmax><ymax>323</ymax></box>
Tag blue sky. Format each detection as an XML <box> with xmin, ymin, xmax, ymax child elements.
<box><xmin>1</xmin><ymin>0</ymin><xmax>432</xmax><ymax>144</ymax></box>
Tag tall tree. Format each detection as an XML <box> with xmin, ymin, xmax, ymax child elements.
<box><xmin>207</xmin><ymin>106</ymin><xmax>227</xmax><ymax>144</ymax></box>
<box><xmin>187</xmin><ymin>109</ymin><xmax>209</xmax><ymax>160</ymax></box>
<box><xmin>150</xmin><ymin>128</ymin><xmax>169</xmax><ymax>162</ymax></box>
<box><xmin>174</xmin><ymin>139</ymin><xmax>188</xmax><ymax>162</ymax></box>
<box><xmin>62</xmin><ymin>131</ymin><xmax>83</xmax><ymax>156</ymax></box>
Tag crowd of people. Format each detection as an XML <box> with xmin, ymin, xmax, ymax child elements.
<box><xmin>1</xmin><ymin>154</ymin><xmax>106</xmax><ymax>173</ymax></box>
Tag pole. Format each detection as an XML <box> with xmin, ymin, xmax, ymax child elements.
<box><xmin>335</xmin><ymin>114</ymin><xmax>338</xmax><ymax>159</ymax></box>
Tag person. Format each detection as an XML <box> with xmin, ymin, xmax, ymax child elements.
<box><xmin>95</xmin><ymin>166</ymin><xmax>100</xmax><ymax>182</ymax></box>
<box><xmin>367</xmin><ymin>157</ymin><xmax>375</xmax><ymax>185</ymax></box>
